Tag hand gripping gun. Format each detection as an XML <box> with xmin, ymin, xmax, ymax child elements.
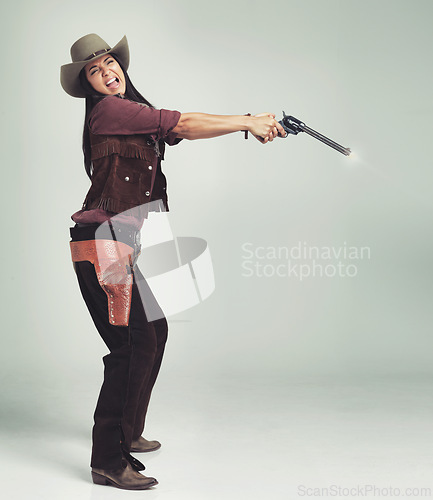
<box><xmin>278</xmin><ymin>112</ymin><xmax>351</xmax><ymax>156</ymax></box>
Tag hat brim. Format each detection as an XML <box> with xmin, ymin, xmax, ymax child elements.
<box><xmin>60</xmin><ymin>35</ymin><xmax>130</xmax><ymax>98</ymax></box>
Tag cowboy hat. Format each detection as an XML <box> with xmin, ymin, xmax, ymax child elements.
<box><xmin>60</xmin><ymin>34</ymin><xmax>129</xmax><ymax>98</ymax></box>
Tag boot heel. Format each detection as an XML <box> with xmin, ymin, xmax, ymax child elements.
<box><xmin>92</xmin><ymin>472</ymin><xmax>109</xmax><ymax>485</ymax></box>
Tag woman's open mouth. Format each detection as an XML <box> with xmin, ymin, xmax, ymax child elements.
<box><xmin>106</xmin><ymin>77</ymin><xmax>120</xmax><ymax>89</ymax></box>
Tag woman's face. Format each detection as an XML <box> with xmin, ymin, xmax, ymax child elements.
<box><xmin>84</xmin><ymin>54</ymin><xmax>126</xmax><ymax>95</ymax></box>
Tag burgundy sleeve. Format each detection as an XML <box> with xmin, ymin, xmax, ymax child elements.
<box><xmin>89</xmin><ymin>96</ymin><xmax>181</xmax><ymax>141</ymax></box>
<box><xmin>164</xmin><ymin>131</ymin><xmax>183</xmax><ymax>146</ymax></box>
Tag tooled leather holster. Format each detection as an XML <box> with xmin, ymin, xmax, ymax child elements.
<box><xmin>70</xmin><ymin>239</ymin><xmax>135</xmax><ymax>326</ymax></box>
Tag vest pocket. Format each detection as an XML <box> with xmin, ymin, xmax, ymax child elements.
<box><xmin>111</xmin><ymin>165</ymin><xmax>148</xmax><ymax>206</ymax></box>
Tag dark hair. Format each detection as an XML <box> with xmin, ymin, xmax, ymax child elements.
<box><xmin>80</xmin><ymin>54</ymin><xmax>155</xmax><ymax>179</ymax></box>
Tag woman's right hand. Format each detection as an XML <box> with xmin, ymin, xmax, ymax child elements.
<box><xmin>249</xmin><ymin>113</ymin><xmax>287</xmax><ymax>143</ymax></box>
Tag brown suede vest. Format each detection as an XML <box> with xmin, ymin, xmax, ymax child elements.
<box><xmin>82</xmin><ymin>132</ymin><xmax>169</xmax><ymax>215</ymax></box>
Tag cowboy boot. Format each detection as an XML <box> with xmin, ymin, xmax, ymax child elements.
<box><xmin>91</xmin><ymin>460</ymin><xmax>158</xmax><ymax>490</ymax></box>
<box><xmin>131</xmin><ymin>436</ymin><xmax>161</xmax><ymax>453</ymax></box>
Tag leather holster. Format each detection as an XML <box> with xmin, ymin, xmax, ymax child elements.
<box><xmin>70</xmin><ymin>239</ymin><xmax>134</xmax><ymax>326</ymax></box>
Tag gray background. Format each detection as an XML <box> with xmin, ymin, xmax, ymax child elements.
<box><xmin>1</xmin><ymin>0</ymin><xmax>433</xmax><ymax>499</ymax></box>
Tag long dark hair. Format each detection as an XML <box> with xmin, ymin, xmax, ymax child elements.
<box><xmin>80</xmin><ymin>54</ymin><xmax>154</xmax><ymax>179</ymax></box>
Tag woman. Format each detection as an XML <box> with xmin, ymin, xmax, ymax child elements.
<box><xmin>60</xmin><ymin>33</ymin><xmax>285</xmax><ymax>491</ymax></box>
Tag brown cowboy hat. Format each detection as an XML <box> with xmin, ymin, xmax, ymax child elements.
<box><xmin>60</xmin><ymin>34</ymin><xmax>129</xmax><ymax>98</ymax></box>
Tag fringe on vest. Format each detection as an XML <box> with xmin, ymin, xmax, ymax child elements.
<box><xmin>84</xmin><ymin>196</ymin><xmax>168</xmax><ymax>216</ymax></box>
<box><xmin>91</xmin><ymin>140</ymin><xmax>154</xmax><ymax>161</ymax></box>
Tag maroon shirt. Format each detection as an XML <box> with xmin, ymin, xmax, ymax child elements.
<box><xmin>72</xmin><ymin>95</ymin><xmax>182</xmax><ymax>229</ymax></box>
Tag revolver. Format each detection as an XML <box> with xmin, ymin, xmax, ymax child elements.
<box><xmin>278</xmin><ymin>112</ymin><xmax>351</xmax><ymax>156</ymax></box>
